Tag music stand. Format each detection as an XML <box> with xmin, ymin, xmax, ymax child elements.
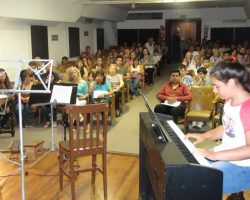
<box><xmin>140</xmin><ymin>90</ymin><xmax>172</xmax><ymax>143</ymax></box>
<box><xmin>1</xmin><ymin>58</ymin><xmax>53</xmax><ymax>200</ymax></box>
<box><xmin>51</xmin><ymin>83</ymin><xmax>77</xmax><ymax>142</ymax></box>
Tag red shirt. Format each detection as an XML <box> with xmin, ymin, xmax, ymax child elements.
<box><xmin>156</xmin><ymin>81</ymin><xmax>192</xmax><ymax>106</ymax></box>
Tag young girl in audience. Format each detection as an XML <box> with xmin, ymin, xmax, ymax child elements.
<box><xmin>125</xmin><ymin>51</ymin><xmax>136</xmax><ymax>66</ymax></box>
<box><xmin>106</xmin><ymin>64</ymin><xmax>124</xmax><ymax>117</ymax></box>
<box><xmin>186</xmin><ymin>60</ymin><xmax>250</xmax><ymax>200</ymax></box>
<box><xmin>178</xmin><ymin>64</ymin><xmax>193</xmax><ymax>88</ymax></box>
<box><xmin>129</xmin><ymin>58</ymin><xmax>144</xmax><ymax>99</ymax></box>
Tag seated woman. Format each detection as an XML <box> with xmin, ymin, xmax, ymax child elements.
<box><xmin>89</xmin><ymin>69</ymin><xmax>113</xmax><ymax>103</ymax></box>
<box><xmin>64</xmin><ymin>66</ymin><xmax>89</xmax><ymax>104</ymax></box>
<box><xmin>91</xmin><ymin>57</ymin><xmax>106</xmax><ymax>74</ymax></box>
<box><xmin>0</xmin><ymin>68</ymin><xmax>14</xmax><ymax>129</ymax></box>
<box><xmin>63</xmin><ymin>67</ymin><xmax>89</xmax><ymax>126</ymax></box>
<box><xmin>76</xmin><ymin>59</ymin><xmax>88</xmax><ymax>81</ymax></box>
<box><xmin>141</xmin><ymin>47</ymin><xmax>154</xmax><ymax>86</ymax></box>
<box><xmin>129</xmin><ymin>58</ymin><xmax>144</xmax><ymax>99</ymax></box>
<box><xmin>15</xmin><ymin>70</ymin><xmax>34</xmax><ymax>128</ymax></box>
<box><xmin>106</xmin><ymin>64</ymin><xmax>124</xmax><ymax>117</ymax></box>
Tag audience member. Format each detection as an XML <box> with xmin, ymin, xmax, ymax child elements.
<box><xmin>106</xmin><ymin>64</ymin><xmax>124</xmax><ymax>117</ymax></box>
<box><xmin>141</xmin><ymin>47</ymin><xmax>154</xmax><ymax>86</ymax></box>
<box><xmin>129</xmin><ymin>58</ymin><xmax>144</xmax><ymax>99</ymax></box>
<box><xmin>15</xmin><ymin>70</ymin><xmax>34</xmax><ymax>128</ymax></box>
<box><xmin>154</xmin><ymin>70</ymin><xmax>192</xmax><ymax>123</ymax></box>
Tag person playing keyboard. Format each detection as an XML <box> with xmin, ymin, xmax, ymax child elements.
<box><xmin>186</xmin><ymin>60</ymin><xmax>250</xmax><ymax>200</ymax></box>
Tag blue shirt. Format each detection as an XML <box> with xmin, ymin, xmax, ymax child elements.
<box><xmin>90</xmin><ymin>80</ymin><xmax>111</xmax><ymax>92</ymax></box>
<box><xmin>77</xmin><ymin>80</ymin><xmax>88</xmax><ymax>97</ymax></box>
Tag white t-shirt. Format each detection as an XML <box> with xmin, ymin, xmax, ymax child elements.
<box><xmin>214</xmin><ymin>98</ymin><xmax>250</xmax><ymax>166</ymax></box>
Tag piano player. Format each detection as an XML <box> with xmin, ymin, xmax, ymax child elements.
<box><xmin>186</xmin><ymin>60</ymin><xmax>250</xmax><ymax>200</ymax></box>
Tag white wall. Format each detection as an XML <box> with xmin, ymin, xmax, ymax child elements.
<box><xmin>0</xmin><ymin>20</ymin><xmax>31</xmax><ymax>60</ymax></box>
<box><xmin>0</xmin><ymin>19</ymin><xmax>105</xmax><ymax>66</ymax></box>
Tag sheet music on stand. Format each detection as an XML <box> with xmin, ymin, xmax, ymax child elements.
<box><xmin>29</xmin><ymin>83</ymin><xmax>77</xmax><ymax>106</ymax></box>
<box><xmin>50</xmin><ymin>83</ymin><xmax>77</xmax><ymax>105</ymax></box>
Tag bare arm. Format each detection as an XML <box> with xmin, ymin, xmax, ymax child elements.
<box><xmin>196</xmin><ymin>131</ymin><xmax>250</xmax><ymax>161</ymax></box>
<box><xmin>185</xmin><ymin>125</ymin><xmax>224</xmax><ymax>145</ymax></box>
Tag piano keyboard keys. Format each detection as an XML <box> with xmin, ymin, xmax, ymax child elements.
<box><xmin>163</xmin><ymin>120</ymin><xmax>211</xmax><ymax>167</ymax></box>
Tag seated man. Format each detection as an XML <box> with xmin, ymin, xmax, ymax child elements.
<box><xmin>154</xmin><ymin>70</ymin><xmax>192</xmax><ymax>123</ymax></box>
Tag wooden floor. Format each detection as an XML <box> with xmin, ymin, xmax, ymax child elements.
<box><xmin>1</xmin><ymin>151</ymin><xmax>250</xmax><ymax>200</ymax></box>
<box><xmin>0</xmin><ymin>151</ymin><xmax>139</xmax><ymax>200</ymax></box>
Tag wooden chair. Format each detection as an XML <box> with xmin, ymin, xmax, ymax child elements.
<box><xmin>184</xmin><ymin>86</ymin><xmax>216</xmax><ymax>133</ymax></box>
<box><xmin>110</xmin><ymin>94</ymin><xmax>116</xmax><ymax>124</ymax></box>
<box><xmin>212</xmin><ymin>99</ymin><xmax>224</xmax><ymax>128</ymax></box>
<box><xmin>123</xmin><ymin>77</ymin><xmax>130</xmax><ymax>102</ymax></box>
<box><xmin>58</xmin><ymin>104</ymin><xmax>109</xmax><ymax>200</ymax></box>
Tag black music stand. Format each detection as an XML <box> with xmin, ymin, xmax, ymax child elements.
<box><xmin>52</xmin><ymin>83</ymin><xmax>77</xmax><ymax>141</ymax></box>
<box><xmin>29</xmin><ymin>83</ymin><xmax>77</xmax><ymax>150</ymax></box>
<box><xmin>29</xmin><ymin>84</ymin><xmax>52</xmax><ymax>106</ymax></box>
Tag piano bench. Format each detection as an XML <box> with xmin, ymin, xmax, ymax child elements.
<box><xmin>24</xmin><ymin>140</ymin><xmax>44</xmax><ymax>161</ymax></box>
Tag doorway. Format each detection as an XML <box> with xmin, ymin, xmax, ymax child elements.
<box><xmin>97</xmin><ymin>28</ymin><xmax>104</xmax><ymax>50</ymax></box>
<box><xmin>165</xmin><ymin>19</ymin><xmax>201</xmax><ymax>63</ymax></box>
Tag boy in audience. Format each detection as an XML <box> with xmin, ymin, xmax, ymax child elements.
<box><xmin>192</xmin><ymin>67</ymin><xmax>211</xmax><ymax>129</ymax></box>
<box><xmin>196</xmin><ymin>67</ymin><xmax>211</xmax><ymax>86</ymax></box>
<box><xmin>203</xmin><ymin>56</ymin><xmax>212</xmax><ymax>73</ymax></box>
<box><xmin>115</xmin><ymin>55</ymin><xmax>130</xmax><ymax>78</ymax></box>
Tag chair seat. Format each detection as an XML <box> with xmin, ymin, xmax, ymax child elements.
<box><xmin>59</xmin><ymin>139</ymin><xmax>103</xmax><ymax>154</ymax></box>
<box><xmin>186</xmin><ymin>110</ymin><xmax>212</xmax><ymax>118</ymax></box>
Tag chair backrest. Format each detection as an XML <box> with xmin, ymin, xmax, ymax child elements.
<box><xmin>189</xmin><ymin>86</ymin><xmax>215</xmax><ymax>111</ymax></box>
<box><xmin>66</xmin><ymin>103</ymin><xmax>109</xmax><ymax>155</ymax></box>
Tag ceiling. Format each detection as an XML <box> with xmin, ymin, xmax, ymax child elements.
<box><xmin>81</xmin><ymin>0</ymin><xmax>249</xmax><ymax>11</ymax></box>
